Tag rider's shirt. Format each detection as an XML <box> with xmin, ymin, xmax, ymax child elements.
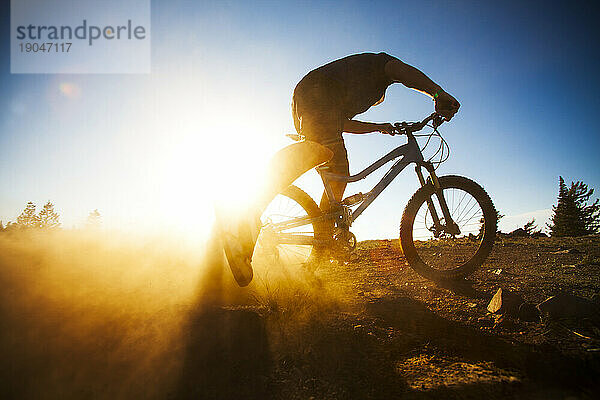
<box><xmin>293</xmin><ymin>52</ymin><xmax>396</xmax><ymax>122</ymax></box>
<box><xmin>291</xmin><ymin>52</ymin><xmax>396</xmax><ymax>174</ymax></box>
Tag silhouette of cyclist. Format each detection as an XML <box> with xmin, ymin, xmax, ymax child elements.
<box><xmin>222</xmin><ymin>52</ymin><xmax>460</xmax><ymax>286</ymax></box>
<box><xmin>292</xmin><ymin>52</ymin><xmax>460</xmax><ymax>211</ymax></box>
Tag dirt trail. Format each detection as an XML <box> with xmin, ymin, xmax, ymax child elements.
<box><xmin>1</xmin><ymin>232</ymin><xmax>599</xmax><ymax>399</ymax></box>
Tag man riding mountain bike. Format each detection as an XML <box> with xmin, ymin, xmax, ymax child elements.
<box><xmin>222</xmin><ymin>52</ymin><xmax>460</xmax><ymax>287</ymax></box>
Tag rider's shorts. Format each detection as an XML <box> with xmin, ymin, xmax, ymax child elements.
<box><xmin>292</xmin><ymin>85</ymin><xmax>349</xmax><ymax>177</ymax></box>
<box><xmin>321</xmin><ymin>141</ymin><xmax>349</xmax><ymax>177</ymax></box>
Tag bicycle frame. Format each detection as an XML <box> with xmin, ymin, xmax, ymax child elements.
<box><xmin>265</xmin><ymin>114</ymin><xmax>460</xmax><ymax>244</ymax></box>
<box><xmin>319</xmin><ymin>132</ymin><xmax>425</xmax><ymax>223</ymax></box>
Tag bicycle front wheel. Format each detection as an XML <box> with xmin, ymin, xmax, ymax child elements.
<box><xmin>253</xmin><ymin>185</ymin><xmax>329</xmax><ymax>270</ymax></box>
<box><xmin>400</xmin><ymin>175</ymin><xmax>497</xmax><ymax>281</ymax></box>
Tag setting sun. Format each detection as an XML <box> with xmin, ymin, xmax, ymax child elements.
<box><xmin>158</xmin><ymin>113</ymin><xmax>275</xmax><ymax>240</ymax></box>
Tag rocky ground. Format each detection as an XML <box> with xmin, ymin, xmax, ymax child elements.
<box><xmin>252</xmin><ymin>235</ymin><xmax>600</xmax><ymax>399</ymax></box>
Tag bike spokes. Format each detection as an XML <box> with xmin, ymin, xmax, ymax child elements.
<box><xmin>254</xmin><ymin>192</ymin><xmax>316</xmax><ymax>270</ymax></box>
<box><xmin>412</xmin><ymin>187</ymin><xmax>485</xmax><ymax>271</ymax></box>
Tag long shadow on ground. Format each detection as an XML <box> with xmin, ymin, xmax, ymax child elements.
<box><xmin>174</xmin><ymin>306</ymin><xmax>271</xmax><ymax>399</ymax></box>
<box><xmin>172</xmin><ymin>233</ymin><xmax>271</xmax><ymax>400</ymax></box>
<box><xmin>366</xmin><ymin>295</ymin><xmax>600</xmax><ymax>398</ymax></box>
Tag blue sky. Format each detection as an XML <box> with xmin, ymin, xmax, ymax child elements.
<box><xmin>1</xmin><ymin>0</ymin><xmax>599</xmax><ymax>238</ymax></box>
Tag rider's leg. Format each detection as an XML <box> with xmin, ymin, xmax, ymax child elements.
<box><xmin>219</xmin><ymin>141</ymin><xmax>333</xmax><ymax>287</ymax></box>
<box><xmin>318</xmin><ymin>141</ymin><xmax>350</xmax><ymax>211</ymax></box>
<box><xmin>221</xmin><ymin>88</ymin><xmax>340</xmax><ymax>287</ymax></box>
<box><xmin>259</xmin><ymin>141</ymin><xmax>333</xmax><ymax>211</ymax></box>
<box><xmin>292</xmin><ymin>97</ymin><xmax>347</xmax><ymax>212</ymax></box>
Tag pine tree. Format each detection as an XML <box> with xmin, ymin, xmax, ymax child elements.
<box><xmin>523</xmin><ymin>218</ymin><xmax>539</xmax><ymax>235</ymax></box>
<box><xmin>38</xmin><ymin>201</ymin><xmax>61</xmax><ymax>229</ymax></box>
<box><xmin>16</xmin><ymin>202</ymin><xmax>40</xmax><ymax>228</ymax></box>
<box><xmin>86</xmin><ymin>209</ymin><xmax>102</xmax><ymax>229</ymax></box>
<box><xmin>478</xmin><ymin>209</ymin><xmax>503</xmax><ymax>237</ymax></box>
<box><xmin>548</xmin><ymin>177</ymin><xmax>600</xmax><ymax>236</ymax></box>
<box><xmin>496</xmin><ymin>210</ymin><xmax>504</xmax><ymax>232</ymax></box>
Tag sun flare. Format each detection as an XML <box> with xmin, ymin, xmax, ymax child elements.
<box><xmin>158</xmin><ymin>111</ymin><xmax>278</xmax><ymax>241</ymax></box>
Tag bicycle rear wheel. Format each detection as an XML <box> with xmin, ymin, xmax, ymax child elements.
<box><xmin>400</xmin><ymin>175</ymin><xmax>497</xmax><ymax>280</ymax></box>
<box><xmin>253</xmin><ymin>185</ymin><xmax>328</xmax><ymax>270</ymax></box>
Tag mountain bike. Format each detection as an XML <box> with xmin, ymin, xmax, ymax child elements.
<box><xmin>254</xmin><ymin>113</ymin><xmax>497</xmax><ymax>281</ymax></box>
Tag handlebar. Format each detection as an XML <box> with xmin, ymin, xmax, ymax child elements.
<box><xmin>390</xmin><ymin>112</ymin><xmax>446</xmax><ymax>136</ymax></box>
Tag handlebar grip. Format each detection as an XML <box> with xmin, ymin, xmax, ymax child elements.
<box><xmin>432</xmin><ymin>114</ymin><xmax>444</xmax><ymax>128</ymax></box>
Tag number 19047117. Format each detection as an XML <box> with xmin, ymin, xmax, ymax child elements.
<box><xmin>19</xmin><ymin>42</ymin><xmax>72</xmax><ymax>53</ymax></box>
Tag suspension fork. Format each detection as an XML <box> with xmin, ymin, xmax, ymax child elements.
<box><xmin>415</xmin><ymin>162</ymin><xmax>460</xmax><ymax>235</ymax></box>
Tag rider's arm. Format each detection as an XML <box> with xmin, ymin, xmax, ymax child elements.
<box><xmin>384</xmin><ymin>59</ymin><xmax>442</xmax><ymax>98</ymax></box>
<box><xmin>343</xmin><ymin>119</ymin><xmax>393</xmax><ymax>135</ymax></box>
<box><xmin>384</xmin><ymin>59</ymin><xmax>460</xmax><ymax>119</ymax></box>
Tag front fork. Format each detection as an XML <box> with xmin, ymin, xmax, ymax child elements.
<box><xmin>415</xmin><ymin>162</ymin><xmax>461</xmax><ymax>236</ymax></box>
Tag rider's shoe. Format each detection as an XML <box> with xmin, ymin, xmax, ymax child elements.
<box><xmin>216</xmin><ymin>207</ymin><xmax>262</xmax><ymax>287</ymax></box>
<box><xmin>222</xmin><ymin>230</ymin><xmax>254</xmax><ymax>287</ymax></box>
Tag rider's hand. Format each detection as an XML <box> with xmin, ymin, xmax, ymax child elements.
<box><xmin>434</xmin><ymin>91</ymin><xmax>460</xmax><ymax>121</ymax></box>
<box><xmin>377</xmin><ymin>123</ymin><xmax>396</xmax><ymax>135</ymax></box>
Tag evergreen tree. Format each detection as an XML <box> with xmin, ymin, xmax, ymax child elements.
<box><xmin>38</xmin><ymin>201</ymin><xmax>61</xmax><ymax>229</ymax></box>
<box><xmin>479</xmin><ymin>209</ymin><xmax>503</xmax><ymax>237</ymax></box>
<box><xmin>16</xmin><ymin>202</ymin><xmax>40</xmax><ymax>228</ymax></box>
<box><xmin>86</xmin><ymin>209</ymin><xmax>102</xmax><ymax>229</ymax></box>
<box><xmin>548</xmin><ymin>177</ymin><xmax>600</xmax><ymax>236</ymax></box>
<box><xmin>523</xmin><ymin>218</ymin><xmax>539</xmax><ymax>235</ymax></box>
<box><xmin>496</xmin><ymin>210</ymin><xmax>504</xmax><ymax>232</ymax></box>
